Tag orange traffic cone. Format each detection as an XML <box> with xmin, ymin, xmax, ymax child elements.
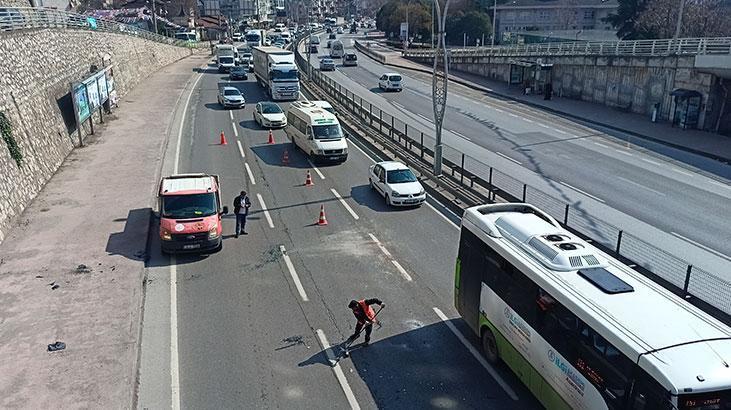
<box><xmin>317</xmin><ymin>204</ymin><xmax>328</xmax><ymax>226</ymax></box>
<box><xmin>282</xmin><ymin>149</ymin><xmax>289</xmax><ymax>165</ymax></box>
<box><xmin>220</xmin><ymin>130</ymin><xmax>228</xmax><ymax>145</ymax></box>
<box><xmin>305</xmin><ymin>170</ymin><xmax>314</xmax><ymax>187</ymax></box>
<box><xmin>267</xmin><ymin>130</ymin><xmax>275</xmax><ymax>144</ymax></box>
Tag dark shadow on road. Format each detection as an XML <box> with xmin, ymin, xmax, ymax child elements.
<box><xmin>297</xmin><ymin>320</ymin><xmax>539</xmax><ymax>409</ymax></box>
<box><xmin>250</xmin><ymin>144</ymin><xmax>312</xmax><ymax>169</ymax></box>
<box><xmin>238</xmin><ymin>119</ymin><xmax>260</xmax><ymax>130</ymax></box>
<box><xmin>194</xmin><ymin>67</ymin><xmax>221</xmax><ymax>74</ymax></box>
<box><xmin>106</xmin><ymin>208</ymin><xmax>152</xmax><ymax>261</ymax></box>
<box><xmin>204</xmin><ymin>102</ymin><xmax>230</xmax><ymax>111</ymax></box>
<box><xmin>349</xmin><ymin>184</ymin><xmax>412</xmax><ymax>213</ymax></box>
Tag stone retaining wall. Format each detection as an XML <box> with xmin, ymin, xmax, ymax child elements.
<box><xmin>0</xmin><ymin>28</ymin><xmax>192</xmax><ymax>243</ymax></box>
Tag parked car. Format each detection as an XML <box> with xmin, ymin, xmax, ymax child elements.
<box><xmin>254</xmin><ymin>102</ymin><xmax>287</xmax><ymax>128</ymax></box>
<box><xmin>343</xmin><ymin>53</ymin><xmax>358</xmax><ymax>67</ymax></box>
<box><xmin>319</xmin><ymin>58</ymin><xmax>336</xmax><ymax>71</ymax></box>
<box><xmin>368</xmin><ymin>161</ymin><xmax>426</xmax><ymax>206</ymax></box>
<box><xmin>229</xmin><ymin>66</ymin><xmax>247</xmax><ymax>80</ymax></box>
<box><xmin>378</xmin><ymin>73</ymin><xmax>403</xmax><ymax>92</ymax></box>
<box><xmin>217</xmin><ymin>86</ymin><xmax>245</xmax><ymax>108</ymax></box>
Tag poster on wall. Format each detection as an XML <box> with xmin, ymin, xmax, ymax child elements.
<box><xmin>97</xmin><ymin>73</ymin><xmax>108</xmax><ymax>103</ymax></box>
<box><xmin>72</xmin><ymin>83</ymin><xmax>91</xmax><ymax>123</ymax></box>
<box><xmin>85</xmin><ymin>77</ymin><xmax>100</xmax><ymax>111</ymax></box>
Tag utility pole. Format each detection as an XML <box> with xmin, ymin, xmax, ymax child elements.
<box><xmin>491</xmin><ymin>0</ymin><xmax>496</xmax><ymax>46</ymax></box>
<box><xmin>152</xmin><ymin>0</ymin><xmax>158</xmax><ymax>34</ymax></box>
<box><xmin>673</xmin><ymin>0</ymin><xmax>685</xmax><ymax>39</ymax></box>
<box><xmin>432</xmin><ymin>0</ymin><xmax>451</xmax><ymax>176</ymax></box>
<box><xmin>431</xmin><ymin>0</ymin><xmax>434</xmax><ymax>48</ymax></box>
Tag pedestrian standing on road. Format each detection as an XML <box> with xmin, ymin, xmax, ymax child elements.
<box><xmin>233</xmin><ymin>191</ymin><xmax>251</xmax><ymax>238</ymax></box>
<box><xmin>346</xmin><ymin>298</ymin><xmax>385</xmax><ymax>346</ymax></box>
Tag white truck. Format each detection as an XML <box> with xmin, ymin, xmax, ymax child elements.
<box><xmin>252</xmin><ymin>46</ymin><xmax>300</xmax><ymax>101</ymax></box>
<box><xmin>245</xmin><ymin>29</ymin><xmax>266</xmax><ymax>48</ymax></box>
<box><xmin>216</xmin><ymin>44</ymin><xmax>237</xmax><ymax>72</ymax></box>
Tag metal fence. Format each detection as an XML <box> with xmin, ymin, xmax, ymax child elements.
<box><xmin>293</xmin><ymin>35</ymin><xmax>731</xmax><ymax>320</ymax></box>
<box><xmin>0</xmin><ymin>7</ymin><xmax>200</xmax><ymax>48</ymax></box>
<box><xmin>403</xmin><ymin>37</ymin><xmax>731</xmax><ymax>58</ymax></box>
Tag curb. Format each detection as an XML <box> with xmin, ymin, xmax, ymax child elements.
<box><xmin>357</xmin><ymin>45</ymin><xmax>731</xmax><ymax>164</ymax></box>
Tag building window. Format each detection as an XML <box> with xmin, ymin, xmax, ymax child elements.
<box><xmin>584</xmin><ymin>10</ymin><xmax>595</xmax><ymax>19</ymax></box>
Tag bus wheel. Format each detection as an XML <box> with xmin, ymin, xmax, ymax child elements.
<box><xmin>481</xmin><ymin>327</ymin><xmax>499</xmax><ymax>364</ymax></box>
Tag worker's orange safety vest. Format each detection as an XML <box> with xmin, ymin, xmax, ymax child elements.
<box><xmin>358</xmin><ymin>299</ymin><xmax>376</xmax><ymax>323</ymax></box>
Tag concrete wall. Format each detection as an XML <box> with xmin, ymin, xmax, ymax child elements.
<box><xmin>0</xmin><ymin>28</ymin><xmax>192</xmax><ymax>243</ymax></box>
<box><xmin>407</xmin><ymin>53</ymin><xmax>721</xmax><ymax>131</ymax></box>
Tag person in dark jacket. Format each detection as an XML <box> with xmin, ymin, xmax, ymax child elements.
<box><xmin>346</xmin><ymin>298</ymin><xmax>385</xmax><ymax>345</ymax></box>
<box><xmin>233</xmin><ymin>191</ymin><xmax>251</xmax><ymax>238</ymax></box>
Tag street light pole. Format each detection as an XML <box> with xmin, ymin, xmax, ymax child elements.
<box><xmin>432</xmin><ymin>0</ymin><xmax>451</xmax><ymax>176</ymax></box>
<box><xmin>152</xmin><ymin>0</ymin><xmax>158</xmax><ymax>34</ymax></box>
<box><xmin>673</xmin><ymin>0</ymin><xmax>685</xmax><ymax>39</ymax></box>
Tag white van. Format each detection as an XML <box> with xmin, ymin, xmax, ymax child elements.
<box><xmin>286</xmin><ymin>101</ymin><xmax>348</xmax><ymax>163</ymax></box>
<box><xmin>330</xmin><ymin>40</ymin><xmax>344</xmax><ymax>58</ymax></box>
<box><xmin>310</xmin><ymin>100</ymin><xmax>335</xmax><ymax>115</ymax></box>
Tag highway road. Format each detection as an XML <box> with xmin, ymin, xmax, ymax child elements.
<box><xmin>306</xmin><ymin>32</ymin><xmax>731</xmax><ymax>281</ymax></box>
<box><xmin>136</xmin><ymin>57</ymin><xmax>540</xmax><ymax>408</ymax></box>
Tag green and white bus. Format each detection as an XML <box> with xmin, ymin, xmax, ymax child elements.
<box><xmin>455</xmin><ymin>203</ymin><xmax>731</xmax><ymax>410</ymax></box>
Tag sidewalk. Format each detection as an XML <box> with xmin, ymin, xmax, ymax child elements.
<box><xmin>0</xmin><ymin>54</ymin><xmax>208</xmax><ymax>409</ymax></box>
<box><xmin>359</xmin><ymin>40</ymin><xmax>731</xmax><ymax>164</ymax></box>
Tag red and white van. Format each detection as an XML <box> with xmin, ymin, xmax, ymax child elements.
<box><xmin>158</xmin><ymin>173</ymin><xmax>228</xmax><ymax>253</ymax></box>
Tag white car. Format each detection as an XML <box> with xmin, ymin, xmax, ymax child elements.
<box><xmin>378</xmin><ymin>73</ymin><xmax>403</xmax><ymax>92</ymax></box>
<box><xmin>218</xmin><ymin>86</ymin><xmax>245</xmax><ymax>108</ymax></box>
<box><xmin>254</xmin><ymin>101</ymin><xmax>287</xmax><ymax>128</ymax></box>
<box><xmin>369</xmin><ymin>161</ymin><xmax>426</xmax><ymax>206</ymax></box>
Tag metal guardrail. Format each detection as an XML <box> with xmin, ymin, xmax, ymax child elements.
<box><xmin>293</xmin><ymin>34</ymin><xmax>731</xmax><ymax>320</ymax></box>
<box><xmin>403</xmin><ymin>37</ymin><xmax>731</xmax><ymax>58</ymax></box>
<box><xmin>0</xmin><ymin>7</ymin><xmax>201</xmax><ymax>48</ymax></box>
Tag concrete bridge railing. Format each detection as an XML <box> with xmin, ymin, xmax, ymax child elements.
<box><xmin>0</xmin><ymin>7</ymin><xmax>202</xmax><ymax>48</ymax></box>
<box><xmin>404</xmin><ymin>37</ymin><xmax>731</xmax><ymax>59</ymax></box>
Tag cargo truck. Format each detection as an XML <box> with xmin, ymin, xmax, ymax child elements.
<box><xmin>251</xmin><ymin>46</ymin><xmax>300</xmax><ymax>101</ymax></box>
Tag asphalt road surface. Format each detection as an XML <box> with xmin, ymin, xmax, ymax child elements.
<box><xmin>136</xmin><ymin>57</ymin><xmax>541</xmax><ymax>409</ymax></box>
<box><xmin>306</xmin><ymin>32</ymin><xmax>731</xmax><ymax>280</ymax></box>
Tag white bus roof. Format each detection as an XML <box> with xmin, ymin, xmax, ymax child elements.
<box><xmin>289</xmin><ymin>103</ymin><xmax>338</xmax><ymax>125</ymax></box>
<box><xmin>463</xmin><ymin>203</ymin><xmax>731</xmax><ymax>394</ymax></box>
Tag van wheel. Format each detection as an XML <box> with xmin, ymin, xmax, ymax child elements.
<box><xmin>369</xmin><ymin>178</ymin><xmax>374</xmax><ymax>190</ymax></box>
<box><xmin>481</xmin><ymin>327</ymin><xmax>500</xmax><ymax>364</ymax></box>
<box><xmin>384</xmin><ymin>194</ymin><xmax>390</xmax><ymax>206</ymax></box>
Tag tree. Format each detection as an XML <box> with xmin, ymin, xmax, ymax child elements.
<box><xmin>603</xmin><ymin>0</ymin><xmax>653</xmax><ymax>39</ymax></box>
<box><xmin>446</xmin><ymin>10</ymin><xmax>491</xmax><ymax>45</ymax></box>
<box><xmin>635</xmin><ymin>0</ymin><xmax>731</xmax><ymax>38</ymax></box>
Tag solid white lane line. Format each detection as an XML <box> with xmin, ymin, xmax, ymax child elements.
<box><xmin>307</xmin><ymin>160</ymin><xmax>326</xmax><ymax>179</ymax></box>
<box><xmin>523</xmin><ymin>118</ymin><xmax>535</xmax><ymax>124</ymax></box>
<box><xmin>229</xmin><ymin>110</ymin><xmax>234</xmax><ymax>120</ymax></box>
<box><xmin>671</xmin><ymin>167</ymin><xmax>694</xmax><ymax>177</ymax></box>
<box><xmin>495</xmin><ymin>152</ymin><xmax>522</xmax><ymax>165</ymax></box>
<box><xmin>315</xmin><ymin>329</ymin><xmax>361</xmax><ymax>410</ymax></box>
<box><xmin>232</xmin><ymin>123</ymin><xmax>239</xmax><ymax>138</ymax></box>
<box><xmin>493</xmin><ymin>108</ymin><xmax>504</xmax><ymax>113</ymax></box>
<box><xmin>256</xmin><ymin>193</ymin><xmax>274</xmax><ymax>228</ymax></box>
<box><xmin>173</xmin><ymin>73</ymin><xmax>203</xmax><ymax>174</ymax></box>
<box><xmin>449</xmin><ymin>129</ymin><xmax>471</xmax><ymax>141</ymax></box>
<box><xmin>432</xmin><ymin>307</ymin><xmax>519</xmax><ymax>401</ymax></box>
<box><xmin>245</xmin><ymin>163</ymin><xmax>256</xmax><ymax>185</ymax></box>
<box><xmin>552</xmin><ymin>128</ymin><xmax>568</xmax><ymax>135</ymax></box>
<box><xmin>559</xmin><ymin>181</ymin><xmax>606</xmax><ymax>203</ymax></box>
<box><xmin>707</xmin><ymin>179</ymin><xmax>731</xmax><ymax>191</ymax></box>
<box><xmin>593</xmin><ymin>142</ymin><xmax>610</xmax><ymax>149</ymax></box>
<box><xmin>616</xmin><ymin>176</ymin><xmax>666</xmax><ymax>197</ymax></box>
<box><xmin>640</xmin><ymin>157</ymin><xmax>664</xmax><ymax>167</ymax></box>
<box><xmin>508</xmin><ymin>113</ymin><xmax>519</xmax><ymax>118</ymax></box>
<box><xmin>537</xmin><ymin>123</ymin><xmax>550</xmax><ymax>128</ymax></box>
<box><xmin>331</xmin><ymin>188</ymin><xmax>360</xmax><ymax>220</ymax></box>
<box><xmin>350</xmin><ymin>140</ymin><xmax>379</xmax><ymax>163</ymax></box>
<box><xmin>237</xmin><ymin>140</ymin><xmax>245</xmax><ymax>158</ymax></box>
<box><xmin>615</xmin><ymin>149</ymin><xmax>633</xmax><ymax>156</ymax></box>
<box><xmin>415</xmin><ymin>112</ymin><xmax>433</xmax><ymax>123</ymax></box>
<box><xmin>391</xmin><ymin>260</ymin><xmax>413</xmax><ymax>282</ymax></box>
<box><xmin>170</xmin><ymin>257</ymin><xmax>180</xmax><ymax>410</ymax></box>
<box><xmin>392</xmin><ymin>101</ymin><xmax>405</xmax><ymax>110</ymax></box>
<box><xmin>670</xmin><ymin>232</ymin><xmax>731</xmax><ymax>262</ymax></box>
<box><xmin>368</xmin><ymin>233</ymin><xmax>392</xmax><ymax>257</ymax></box>
<box><xmin>279</xmin><ymin>245</ymin><xmax>309</xmax><ymax>301</ymax></box>
<box><xmin>425</xmin><ymin>202</ymin><xmax>460</xmax><ymax>230</ymax></box>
